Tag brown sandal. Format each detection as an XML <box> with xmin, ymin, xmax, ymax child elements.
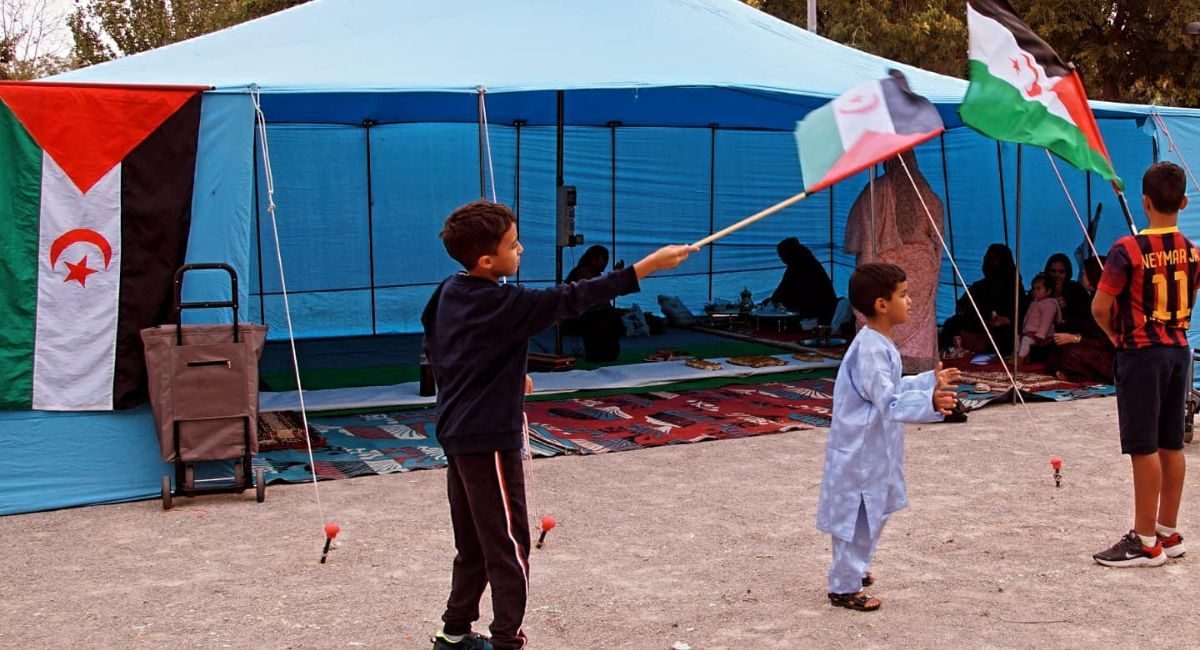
<box><xmin>828</xmin><ymin>591</ymin><xmax>882</xmax><ymax>611</ymax></box>
<box><xmin>862</xmin><ymin>572</ymin><xmax>874</xmax><ymax>587</ymax></box>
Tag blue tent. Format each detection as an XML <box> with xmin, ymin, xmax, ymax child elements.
<box><xmin>4</xmin><ymin>0</ymin><xmax>1200</xmax><ymax>514</ymax></box>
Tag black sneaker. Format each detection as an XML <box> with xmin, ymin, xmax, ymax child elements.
<box><xmin>431</xmin><ymin>631</ymin><xmax>493</xmax><ymax>650</ymax></box>
<box><xmin>1093</xmin><ymin>530</ymin><xmax>1167</xmax><ymax>567</ymax></box>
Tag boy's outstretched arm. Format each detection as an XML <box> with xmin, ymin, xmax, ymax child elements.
<box><xmin>633</xmin><ymin>245</ymin><xmax>699</xmax><ymax>279</ymax></box>
<box><xmin>857</xmin><ymin>346</ymin><xmax>946</xmax><ymax>424</ymax></box>
<box><xmin>505</xmin><ymin>244</ymin><xmax>698</xmax><ymax>339</ymax></box>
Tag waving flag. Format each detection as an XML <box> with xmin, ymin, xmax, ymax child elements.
<box><xmin>961</xmin><ymin>0</ymin><xmax>1122</xmax><ymax>189</ymax></box>
<box><xmin>0</xmin><ymin>83</ymin><xmax>202</xmax><ymax>410</ymax></box>
<box><xmin>795</xmin><ymin>70</ymin><xmax>944</xmax><ymax>194</ymax></box>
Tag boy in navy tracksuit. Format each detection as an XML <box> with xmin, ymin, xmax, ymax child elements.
<box><xmin>423</xmin><ymin>200</ymin><xmax>695</xmax><ymax>650</ymax></box>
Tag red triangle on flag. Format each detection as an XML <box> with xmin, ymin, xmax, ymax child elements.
<box><xmin>0</xmin><ymin>83</ymin><xmax>203</xmax><ymax>194</ymax></box>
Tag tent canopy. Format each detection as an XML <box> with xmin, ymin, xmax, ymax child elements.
<box><xmin>52</xmin><ymin>0</ymin><xmax>1172</xmax><ymax>128</ymax></box>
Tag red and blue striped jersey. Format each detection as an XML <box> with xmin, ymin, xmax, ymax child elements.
<box><xmin>1098</xmin><ymin>227</ymin><xmax>1200</xmax><ymax>349</ymax></box>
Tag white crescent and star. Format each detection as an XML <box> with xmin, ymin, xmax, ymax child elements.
<box><xmin>837</xmin><ymin>93</ymin><xmax>881</xmax><ymax>115</ymax></box>
<box><xmin>49</xmin><ymin>228</ymin><xmax>114</xmax><ymax>288</ymax></box>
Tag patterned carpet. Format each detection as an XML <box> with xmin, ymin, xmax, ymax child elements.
<box><xmin>255</xmin><ymin>378</ymin><xmax>834</xmax><ymax>483</ymax></box>
<box><xmin>255</xmin><ymin>368</ymin><xmax>1113</xmax><ymax>484</ymax></box>
<box><xmin>945</xmin><ymin>357</ymin><xmax>1115</xmax><ymax>410</ymax></box>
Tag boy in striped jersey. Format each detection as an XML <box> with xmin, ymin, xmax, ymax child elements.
<box><xmin>1092</xmin><ymin>162</ymin><xmax>1197</xmax><ymax>567</ymax></box>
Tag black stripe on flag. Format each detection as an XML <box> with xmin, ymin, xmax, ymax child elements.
<box><xmin>112</xmin><ymin>93</ymin><xmax>201</xmax><ymax>409</ymax></box>
<box><xmin>968</xmin><ymin>0</ymin><xmax>1071</xmax><ymax>78</ymax></box>
<box><xmin>881</xmin><ymin>70</ymin><xmax>943</xmax><ymax>136</ymax></box>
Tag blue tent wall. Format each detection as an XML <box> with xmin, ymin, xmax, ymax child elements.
<box><xmin>230</xmin><ymin>112</ymin><xmax>1165</xmax><ymax>341</ymax></box>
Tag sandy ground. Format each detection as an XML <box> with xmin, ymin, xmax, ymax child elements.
<box><xmin>2</xmin><ymin>395</ymin><xmax>1200</xmax><ymax>649</ymax></box>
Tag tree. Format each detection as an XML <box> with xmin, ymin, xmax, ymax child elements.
<box><xmin>1</xmin><ymin>0</ymin><xmax>72</xmax><ymax>80</ymax></box>
<box><xmin>743</xmin><ymin>0</ymin><xmax>1200</xmax><ymax>108</ymax></box>
<box><xmin>69</xmin><ymin>0</ymin><xmax>313</xmax><ymax>67</ymax></box>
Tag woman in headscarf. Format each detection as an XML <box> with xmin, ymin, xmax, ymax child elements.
<box><xmin>765</xmin><ymin>237</ymin><xmax>838</xmax><ymax>324</ymax></box>
<box><xmin>1046</xmin><ymin>256</ymin><xmax>1114</xmax><ymax>382</ymax></box>
<box><xmin>846</xmin><ymin>151</ymin><xmax>944</xmax><ymax>372</ymax></box>
<box><xmin>565</xmin><ymin>244</ymin><xmax>612</xmax><ymax>283</ymax></box>
<box><xmin>561</xmin><ymin>245</ymin><xmax>625</xmax><ymax>361</ymax></box>
<box><xmin>944</xmin><ymin>243</ymin><xmax>1027</xmax><ymax>356</ymax></box>
<box><xmin>1042</xmin><ymin>252</ymin><xmax>1092</xmax><ymax>332</ymax></box>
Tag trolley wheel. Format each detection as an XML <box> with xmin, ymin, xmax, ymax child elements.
<box><xmin>255</xmin><ymin>467</ymin><xmax>266</xmax><ymax>503</ymax></box>
<box><xmin>184</xmin><ymin>464</ymin><xmax>195</xmax><ymax>491</ymax></box>
<box><xmin>161</xmin><ymin>475</ymin><xmax>173</xmax><ymax>510</ymax></box>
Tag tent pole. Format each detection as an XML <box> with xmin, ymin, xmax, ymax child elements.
<box><xmin>828</xmin><ymin>185</ymin><xmax>835</xmax><ymax>283</ymax></box>
<box><xmin>514</xmin><ymin>119</ymin><xmax>525</xmax><ymax>284</ymax></box>
<box><xmin>708</xmin><ymin>124</ymin><xmax>717</xmax><ymax>302</ymax></box>
<box><xmin>610</xmin><ymin>121</ymin><xmax>620</xmax><ymax>274</ymax></box>
<box><xmin>869</xmin><ymin>165</ymin><xmax>876</xmax><ymax>262</ymax></box>
<box><xmin>555</xmin><ymin>90</ymin><xmax>564</xmax><ymax>357</ymax></box>
<box><xmin>364</xmin><ymin>120</ymin><xmax>378</xmax><ymax>336</ymax></box>
<box><xmin>477</xmin><ymin>94</ymin><xmax>486</xmax><ymax>198</ymax></box>
<box><xmin>1013</xmin><ymin>143</ymin><xmax>1023</xmax><ymax>400</ymax></box>
<box><xmin>1086</xmin><ymin>170</ymin><xmax>1092</xmax><ymax>253</ymax></box>
<box><xmin>997</xmin><ymin>141</ymin><xmax>1010</xmax><ymax>247</ymax></box>
<box><xmin>940</xmin><ymin>135</ymin><xmax>959</xmax><ymax>303</ymax></box>
<box><xmin>252</xmin><ymin>121</ymin><xmax>266</xmax><ymax>325</ymax></box>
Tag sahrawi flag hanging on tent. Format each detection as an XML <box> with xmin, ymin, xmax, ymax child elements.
<box><xmin>0</xmin><ymin>83</ymin><xmax>203</xmax><ymax>411</ymax></box>
<box><xmin>961</xmin><ymin>0</ymin><xmax>1122</xmax><ymax>189</ymax></box>
<box><xmin>795</xmin><ymin>70</ymin><xmax>944</xmax><ymax>194</ymax></box>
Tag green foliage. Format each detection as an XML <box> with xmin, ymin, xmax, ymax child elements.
<box><xmin>69</xmin><ymin>0</ymin><xmax>313</xmax><ymax>67</ymax></box>
<box><xmin>745</xmin><ymin>0</ymin><xmax>1200</xmax><ymax>108</ymax></box>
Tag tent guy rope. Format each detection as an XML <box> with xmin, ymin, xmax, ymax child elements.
<box><xmin>896</xmin><ymin>154</ymin><xmax>1059</xmax><ymax>473</ymax></box>
<box><xmin>250</xmin><ymin>86</ymin><xmax>336</xmax><ymax>560</ymax></box>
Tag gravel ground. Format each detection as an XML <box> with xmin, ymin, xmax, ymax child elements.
<box><xmin>2</xmin><ymin>396</ymin><xmax>1198</xmax><ymax>649</ymax></box>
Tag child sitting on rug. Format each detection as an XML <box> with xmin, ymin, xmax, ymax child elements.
<box><xmin>817</xmin><ymin>263</ymin><xmax>959</xmax><ymax>611</ymax></box>
<box><xmin>422</xmin><ymin>199</ymin><xmax>695</xmax><ymax>650</ymax></box>
<box><xmin>1015</xmin><ymin>273</ymin><xmax>1062</xmax><ymax>364</ymax></box>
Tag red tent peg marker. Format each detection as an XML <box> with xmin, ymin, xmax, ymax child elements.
<box><xmin>1050</xmin><ymin>457</ymin><xmax>1063</xmax><ymax>488</ymax></box>
<box><xmin>535</xmin><ymin>515</ymin><xmax>556</xmax><ymax>549</ymax></box>
<box><xmin>320</xmin><ymin>522</ymin><xmax>340</xmax><ymax>563</ymax></box>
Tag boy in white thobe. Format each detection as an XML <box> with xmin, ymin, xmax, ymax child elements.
<box><xmin>817</xmin><ymin>263</ymin><xmax>959</xmax><ymax>611</ymax></box>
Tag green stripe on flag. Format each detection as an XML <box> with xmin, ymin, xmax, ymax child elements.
<box><xmin>0</xmin><ymin>100</ymin><xmax>42</xmax><ymax>409</ymax></box>
<box><xmin>794</xmin><ymin>104</ymin><xmax>844</xmax><ymax>192</ymax></box>
<box><xmin>960</xmin><ymin>61</ymin><xmax>1120</xmax><ymax>184</ymax></box>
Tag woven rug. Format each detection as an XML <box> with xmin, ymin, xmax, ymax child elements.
<box><xmin>255</xmin><ymin>377</ymin><xmax>835</xmax><ymax>483</ymax></box>
<box><xmin>946</xmin><ymin>357</ymin><xmax>1115</xmax><ymax>410</ymax></box>
<box><xmin>255</xmin><ymin>366</ymin><xmax>1113</xmax><ymax>484</ymax></box>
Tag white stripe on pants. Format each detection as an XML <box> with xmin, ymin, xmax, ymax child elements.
<box><xmin>828</xmin><ymin>499</ymin><xmax>887</xmax><ymax>594</ymax></box>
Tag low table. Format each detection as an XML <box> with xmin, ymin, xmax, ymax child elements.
<box><xmin>752</xmin><ymin>310</ymin><xmax>801</xmax><ymax>332</ymax></box>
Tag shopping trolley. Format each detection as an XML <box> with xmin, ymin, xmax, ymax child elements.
<box><xmin>141</xmin><ymin>263</ymin><xmax>268</xmax><ymax>509</ymax></box>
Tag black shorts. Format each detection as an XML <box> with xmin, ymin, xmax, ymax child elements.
<box><xmin>1114</xmin><ymin>346</ymin><xmax>1191</xmax><ymax>455</ymax></box>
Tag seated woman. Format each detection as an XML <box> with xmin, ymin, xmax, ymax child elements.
<box><xmin>1046</xmin><ymin>256</ymin><xmax>1114</xmax><ymax>383</ymax></box>
<box><xmin>1043</xmin><ymin>252</ymin><xmax>1092</xmax><ymax>330</ymax></box>
<box><xmin>562</xmin><ymin>245</ymin><xmax>625</xmax><ymax>361</ymax></box>
<box><xmin>764</xmin><ymin>237</ymin><xmax>838</xmax><ymax>324</ymax></box>
<box><xmin>941</xmin><ymin>243</ymin><xmax>1027</xmax><ymax>356</ymax></box>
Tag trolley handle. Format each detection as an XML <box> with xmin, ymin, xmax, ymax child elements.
<box><xmin>174</xmin><ymin>263</ymin><xmax>240</xmax><ymax>345</ymax></box>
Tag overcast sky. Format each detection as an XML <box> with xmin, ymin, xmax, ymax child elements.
<box><xmin>40</xmin><ymin>0</ymin><xmax>75</xmax><ymax>55</ymax></box>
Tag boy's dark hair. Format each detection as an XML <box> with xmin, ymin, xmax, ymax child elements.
<box><xmin>1143</xmin><ymin>162</ymin><xmax>1187</xmax><ymax>214</ymax></box>
<box><xmin>439</xmin><ymin>200</ymin><xmax>516</xmax><ymax>270</ymax></box>
<box><xmin>1030</xmin><ymin>273</ymin><xmax>1049</xmax><ymax>291</ymax></box>
<box><xmin>849</xmin><ymin>263</ymin><xmax>906</xmax><ymax>317</ymax></box>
